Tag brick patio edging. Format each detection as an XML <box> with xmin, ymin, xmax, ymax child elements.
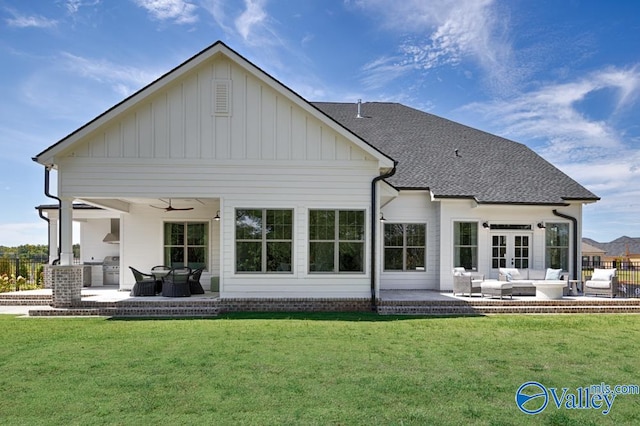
<box><xmin>217</xmin><ymin>298</ymin><xmax>372</xmax><ymax>313</ymax></box>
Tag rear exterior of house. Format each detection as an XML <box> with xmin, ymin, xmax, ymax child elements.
<box><xmin>34</xmin><ymin>41</ymin><xmax>599</xmax><ymax>306</ymax></box>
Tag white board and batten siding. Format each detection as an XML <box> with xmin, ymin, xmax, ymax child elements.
<box><xmin>53</xmin><ymin>55</ymin><xmax>385</xmax><ymax>297</ymax></box>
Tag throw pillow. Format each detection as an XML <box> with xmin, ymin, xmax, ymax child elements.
<box><xmin>591</xmin><ymin>268</ymin><xmax>616</xmax><ymax>281</ymax></box>
<box><xmin>453</xmin><ymin>267</ymin><xmax>466</xmax><ymax>277</ymax></box>
<box><xmin>545</xmin><ymin>268</ymin><xmax>562</xmax><ymax>280</ymax></box>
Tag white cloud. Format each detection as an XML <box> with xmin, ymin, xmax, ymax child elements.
<box><xmin>133</xmin><ymin>0</ymin><xmax>199</xmax><ymax>24</ymax></box>
<box><xmin>60</xmin><ymin>52</ymin><xmax>164</xmax><ymax>97</ymax></box>
<box><xmin>5</xmin><ymin>11</ymin><xmax>58</xmax><ymax>29</ymax></box>
<box><xmin>65</xmin><ymin>0</ymin><xmax>102</xmax><ymax>15</ymax></box>
<box><xmin>464</xmin><ymin>66</ymin><xmax>640</xmax><ymax>161</ymax></box>
<box><xmin>234</xmin><ymin>0</ymin><xmax>267</xmax><ymax>41</ymax></box>
<box><xmin>352</xmin><ymin>0</ymin><xmax>514</xmax><ymax>92</ymax></box>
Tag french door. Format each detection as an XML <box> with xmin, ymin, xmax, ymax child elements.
<box><xmin>491</xmin><ymin>233</ymin><xmax>531</xmax><ymax>270</ymax></box>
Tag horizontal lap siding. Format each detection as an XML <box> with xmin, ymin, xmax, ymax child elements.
<box><xmin>58</xmin><ymin>160</ymin><xmax>376</xmax><ymax>199</ymax></box>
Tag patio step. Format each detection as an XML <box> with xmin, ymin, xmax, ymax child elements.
<box><xmin>378</xmin><ymin>300</ymin><xmax>640</xmax><ymax>315</ymax></box>
<box><xmin>28</xmin><ymin>306</ymin><xmax>221</xmax><ymax>318</ymax></box>
<box><xmin>26</xmin><ymin>298</ymin><xmax>222</xmax><ymax>317</ymax></box>
<box><xmin>0</xmin><ymin>292</ymin><xmax>52</xmax><ymax>306</ymax></box>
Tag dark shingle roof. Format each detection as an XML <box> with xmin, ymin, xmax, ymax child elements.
<box><xmin>583</xmin><ymin>237</ymin><xmax>640</xmax><ymax>257</ymax></box>
<box><xmin>313</xmin><ymin>102</ymin><xmax>599</xmax><ymax>205</ymax></box>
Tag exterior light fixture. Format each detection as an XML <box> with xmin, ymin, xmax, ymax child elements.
<box><xmin>214</xmin><ymin>211</ymin><xmax>221</xmax><ymax>221</ymax></box>
<box><xmin>380</xmin><ymin>213</ymin><xmax>386</xmax><ymax>223</ymax></box>
<box><xmin>537</xmin><ymin>222</ymin><xmax>546</xmax><ymax>229</ymax></box>
<box><xmin>482</xmin><ymin>222</ymin><xmax>489</xmax><ymax>229</ymax></box>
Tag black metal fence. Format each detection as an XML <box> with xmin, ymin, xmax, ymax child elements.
<box><xmin>0</xmin><ymin>257</ymin><xmax>47</xmax><ymax>291</ymax></box>
<box><xmin>582</xmin><ymin>260</ymin><xmax>640</xmax><ymax>298</ymax></box>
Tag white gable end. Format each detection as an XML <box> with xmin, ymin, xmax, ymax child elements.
<box><xmin>63</xmin><ymin>57</ymin><xmax>375</xmax><ymax>164</ymax></box>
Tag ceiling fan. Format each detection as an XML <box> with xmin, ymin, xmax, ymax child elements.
<box><xmin>150</xmin><ymin>199</ymin><xmax>194</xmax><ymax>212</ymax></box>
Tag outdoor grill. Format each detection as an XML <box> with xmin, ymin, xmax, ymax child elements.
<box><xmin>102</xmin><ymin>256</ymin><xmax>120</xmax><ymax>286</ymax></box>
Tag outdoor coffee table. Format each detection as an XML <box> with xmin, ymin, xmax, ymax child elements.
<box><xmin>533</xmin><ymin>281</ymin><xmax>566</xmax><ymax>300</ymax></box>
<box><xmin>481</xmin><ymin>280</ymin><xmax>513</xmax><ymax>299</ymax></box>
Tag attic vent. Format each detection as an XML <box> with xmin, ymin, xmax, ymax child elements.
<box><xmin>213</xmin><ymin>79</ymin><xmax>232</xmax><ymax>116</ymax></box>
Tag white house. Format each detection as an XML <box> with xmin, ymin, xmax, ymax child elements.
<box><xmin>33</xmin><ymin>41</ymin><xmax>599</xmax><ymax>304</ymax></box>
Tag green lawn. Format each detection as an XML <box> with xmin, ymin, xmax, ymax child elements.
<box><xmin>1</xmin><ymin>313</ymin><xmax>639</xmax><ymax>425</ymax></box>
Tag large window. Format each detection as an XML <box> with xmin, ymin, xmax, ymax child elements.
<box><xmin>309</xmin><ymin>210</ymin><xmax>365</xmax><ymax>273</ymax></box>
<box><xmin>454</xmin><ymin>222</ymin><xmax>478</xmax><ymax>270</ymax></box>
<box><xmin>546</xmin><ymin>222</ymin><xmax>569</xmax><ymax>270</ymax></box>
<box><xmin>164</xmin><ymin>222</ymin><xmax>208</xmax><ymax>269</ymax></box>
<box><xmin>235</xmin><ymin>209</ymin><xmax>293</xmax><ymax>273</ymax></box>
<box><xmin>384</xmin><ymin>223</ymin><xmax>426</xmax><ymax>271</ymax></box>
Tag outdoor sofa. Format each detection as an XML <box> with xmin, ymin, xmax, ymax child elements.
<box><xmin>498</xmin><ymin>268</ymin><xmax>567</xmax><ymax>296</ymax></box>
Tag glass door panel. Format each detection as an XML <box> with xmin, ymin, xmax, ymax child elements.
<box><xmin>491</xmin><ymin>235</ymin><xmax>507</xmax><ymax>269</ymax></box>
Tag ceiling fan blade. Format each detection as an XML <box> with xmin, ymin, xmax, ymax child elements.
<box><xmin>167</xmin><ymin>206</ymin><xmax>194</xmax><ymax>211</ymax></box>
<box><xmin>149</xmin><ymin>198</ymin><xmax>193</xmax><ymax>211</ymax></box>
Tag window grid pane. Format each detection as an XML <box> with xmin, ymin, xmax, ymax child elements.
<box><xmin>309</xmin><ymin>210</ymin><xmax>365</xmax><ymax>274</ymax></box>
<box><xmin>164</xmin><ymin>222</ymin><xmax>208</xmax><ymax>269</ymax></box>
<box><xmin>236</xmin><ymin>209</ymin><xmax>293</xmax><ymax>273</ymax></box>
<box><xmin>383</xmin><ymin>223</ymin><xmax>426</xmax><ymax>272</ymax></box>
<box><xmin>454</xmin><ymin>222</ymin><xmax>478</xmax><ymax>270</ymax></box>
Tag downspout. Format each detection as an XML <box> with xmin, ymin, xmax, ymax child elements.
<box><xmin>371</xmin><ymin>161</ymin><xmax>398</xmax><ymax>311</ymax></box>
<box><xmin>43</xmin><ymin>166</ymin><xmax>61</xmax><ymax>265</ymax></box>
<box><xmin>552</xmin><ymin>209</ymin><xmax>577</xmax><ymax>280</ymax></box>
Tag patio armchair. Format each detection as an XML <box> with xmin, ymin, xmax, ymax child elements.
<box><xmin>188</xmin><ymin>267</ymin><xmax>205</xmax><ymax>294</ymax></box>
<box><xmin>583</xmin><ymin>268</ymin><xmax>618</xmax><ymax>298</ymax></box>
<box><xmin>162</xmin><ymin>267</ymin><xmax>192</xmax><ymax>297</ymax></box>
<box><xmin>452</xmin><ymin>267</ymin><xmax>484</xmax><ymax>296</ymax></box>
<box><xmin>129</xmin><ymin>267</ymin><xmax>156</xmax><ymax>296</ymax></box>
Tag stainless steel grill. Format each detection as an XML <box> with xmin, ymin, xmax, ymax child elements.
<box><xmin>102</xmin><ymin>256</ymin><xmax>120</xmax><ymax>285</ymax></box>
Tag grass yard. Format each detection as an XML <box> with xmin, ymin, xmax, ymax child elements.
<box><xmin>1</xmin><ymin>313</ymin><xmax>639</xmax><ymax>425</ymax></box>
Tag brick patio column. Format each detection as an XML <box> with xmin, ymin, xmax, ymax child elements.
<box><xmin>51</xmin><ymin>265</ymin><xmax>83</xmax><ymax>308</ymax></box>
<box><xmin>43</xmin><ymin>264</ymin><xmax>53</xmax><ymax>289</ymax></box>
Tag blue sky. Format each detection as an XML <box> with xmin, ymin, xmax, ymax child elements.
<box><xmin>1</xmin><ymin>0</ymin><xmax>639</xmax><ymax>246</ymax></box>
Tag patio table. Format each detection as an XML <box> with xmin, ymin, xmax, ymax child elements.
<box><xmin>533</xmin><ymin>280</ymin><xmax>566</xmax><ymax>300</ymax></box>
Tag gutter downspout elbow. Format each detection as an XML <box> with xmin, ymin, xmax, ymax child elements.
<box><xmin>371</xmin><ymin>162</ymin><xmax>398</xmax><ymax>311</ymax></box>
<box><xmin>552</xmin><ymin>209</ymin><xmax>578</xmax><ymax>281</ymax></box>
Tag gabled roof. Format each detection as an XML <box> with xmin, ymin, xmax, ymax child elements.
<box><xmin>34</xmin><ymin>41</ymin><xmax>393</xmax><ymax>169</ymax></box>
<box><xmin>583</xmin><ymin>236</ymin><xmax>640</xmax><ymax>257</ymax></box>
<box><xmin>314</xmin><ymin>102</ymin><xmax>599</xmax><ymax>205</ymax></box>
<box><xmin>581</xmin><ymin>241</ymin><xmax>606</xmax><ymax>255</ymax></box>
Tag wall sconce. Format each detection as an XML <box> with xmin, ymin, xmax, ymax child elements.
<box><xmin>380</xmin><ymin>213</ymin><xmax>386</xmax><ymax>223</ymax></box>
<box><xmin>214</xmin><ymin>211</ymin><xmax>221</xmax><ymax>221</ymax></box>
<box><xmin>537</xmin><ymin>222</ymin><xmax>545</xmax><ymax>229</ymax></box>
<box><xmin>482</xmin><ymin>222</ymin><xmax>489</xmax><ymax>229</ymax></box>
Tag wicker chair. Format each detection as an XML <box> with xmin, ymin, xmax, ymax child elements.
<box><xmin>129</xmin><ymin>267</ymin><xmax>156</xmax><ymax>296</ymax></box>
<box><xmin>583</xmin><ymin>269</ymin><xmax>618</xmax><ymax>298</ymax></box>
<box><xmin>452</xmin><ymin>267</ymin><xmax>484</xmax><ymax>297</ymax></box>
<box><xmin>188</xmin><ymin>267</ymin><xmax>205</xmax><ymax>294</ymax></box>
<box><xmin>162</xmin><ymin>267</ymin><xmax>192</xmax><ymax>297</ymax></box>
<box><xmin>151</xmin><ymin>265</ymin><xmax>171</xmax><ymax>294</ymax></box>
